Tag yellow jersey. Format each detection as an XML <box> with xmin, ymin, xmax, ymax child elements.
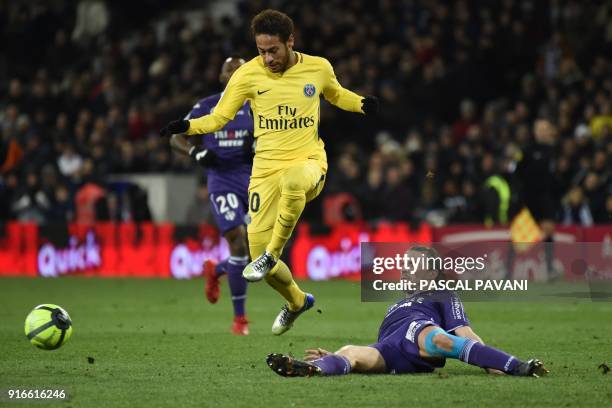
<box><xmin>186</xmin><ymin>52</ymin><xmax>364</xmax><ymax>175</ymax></box>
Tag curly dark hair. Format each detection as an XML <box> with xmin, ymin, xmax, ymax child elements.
<box><xmin>251</xmin><ymin>9</ymin><xmax>294</xmax><ymax>42</ymax></box>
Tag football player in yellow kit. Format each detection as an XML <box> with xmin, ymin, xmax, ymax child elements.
<box><xmin>161</xmin><ymin>9</ymin><xmax>378</xmax><ymax>335</ymax></box>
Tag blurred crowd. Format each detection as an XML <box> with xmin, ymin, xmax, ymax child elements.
<box><xmin>0</xmin><ymin>0</ymin><xmax>611</xmax><ymax>226</ymax></box>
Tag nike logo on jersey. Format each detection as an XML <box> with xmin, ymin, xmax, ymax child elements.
<box><xmin>257</xmin><ymin>89</ymin><xmax>271</xmax><ymax>95</ymax></box>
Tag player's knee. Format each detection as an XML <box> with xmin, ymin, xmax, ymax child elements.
<box><xmin>280</xmin><ymin>176</ymin><xmax>305</xmax><ymax>194</ymax></box>
<box><xmin>432</xmin><ymin>333</ymin><xmax>454</xmax><ymax>352</ymax></box>
<box><xmin>280</xmin><ymin>167</ymin><xmax>311</xmax><ymax>193</ymax></box>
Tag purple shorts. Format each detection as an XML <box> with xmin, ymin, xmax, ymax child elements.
<box><xmin>371</xmin><ymin>319</ymin><xmax>445</xmax><ymax>374</ymax></box>
<box><xmin>209</xmin><ymin>191</ymin><xmax>249</xmax><ymax>234</ymax></box>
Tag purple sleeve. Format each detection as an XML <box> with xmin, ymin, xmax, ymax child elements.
<box><xmin>440</xmin><ymin>292</ymin><xmax>470</xmax><ymax>332</ymax></box>
<box><xmin>186</xmin><ymin>99</ymin><xmax>213</xmax><ymax>120</ymax></box>
<box><xmin>185</xmin><ymin>99</ymin><xmax>215</xmax><ymax>140</ymax></box>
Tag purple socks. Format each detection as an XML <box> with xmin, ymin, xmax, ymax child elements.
<box><xmin>311</xmin><ymin>355</ymin><xmax>352</xmax><ymax>376</ymax></box>
<box><xmin>217</xmin><ymin>256</ymin><xmax>248</xmax><ymax>317</ymax></box>
<box><xmin>461</xmin><ymin>340</ymin><xmax>521</xmax><ymax>373</ymax></box>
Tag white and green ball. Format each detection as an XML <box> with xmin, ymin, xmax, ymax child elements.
<box><xmin>24</xmin><ymin>304</ymin><xmax>73</xmax><ymax>350</ymax></box>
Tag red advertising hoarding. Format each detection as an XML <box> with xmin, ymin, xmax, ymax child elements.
<box><xmin>0</xmin><ymin>223</ymin><xmax>228</xmax><ymax>279</ymax></box>
<box><xmin>0</xmin><ymin>222</ymin><xmax>609</xmax><ymax>280</ymax></box>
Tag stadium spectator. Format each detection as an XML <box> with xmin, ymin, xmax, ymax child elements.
<box><xmin>74</xmin><ymin>180</ymin><xmax>106</xmax><ymax>224</ymax></box>
<box><xmin>57</xmin><ymin>143</ymin><xmax>83</xmax><ymax>180</ymax></box>
<box><xmin>47</xmin><ymin>184</ymin><xmax>74</xmax><ymax>223</ymax></box>
<box><xmin>11</xmin><ymin>169</ymin><xmax>50</xmax><ymax>223</ymax></box>
<box><xmin>561</xmin><ymin>186</ymin><xmax>593</xmax><ymax>226</ymax></box>
<box><xmin>606</xmin><ymin>194</ymin><xmax>612</xmax><ymax>223</ymax></box>
<box><xmin>380</xmin><ymin>164</ymin><xmax>414</xmax><ymax>222</ymax></box>
<box><xmin>0</xmin><ymin>0</ymin><xmax>610</xmax><ymax>226</ymax></box>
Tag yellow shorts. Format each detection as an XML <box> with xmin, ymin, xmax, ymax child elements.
<box><xmin>247</xmin><ymin>159</ymin><xmax>326</xmax><ymax>257</ymax></box>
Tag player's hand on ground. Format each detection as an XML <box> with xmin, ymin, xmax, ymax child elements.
<box><xmin>361</xmin><ymin>96</ymin><xmax>379</xmax><ymax>116</ymax></box>
<box><xmin>304</xmin><ymin>348</ymin><xmax>331</xmax><ymax>361</ymax></box>
<box><xmin>484</xmin><ymin>368</ymin><xmax>506</xmax><ymax>375</ymax></box>
<box><xmin>160</xmin><ymin>119</ymin><xmax>190</xmax><ymax>137</ymax></box>
<box><xmin>189</xmin><ymin>146</ymin><xmax>217</xmax><ymax>167</ymax></box>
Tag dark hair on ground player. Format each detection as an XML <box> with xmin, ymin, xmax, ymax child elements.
<box><xmin>251</xmin><ymin>9</ymin><xmax>294</xmax><ymax>42</ymax></box>
<box><xmin>402</xmin><ymin>246</ymin><xmax>445</xmax><ymax>281</ymax></box>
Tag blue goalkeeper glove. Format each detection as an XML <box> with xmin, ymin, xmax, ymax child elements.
<box><xmin>361</xmin><ymin>96</ymin><xmax>379</xmax><ymax>116</ymax></box>
<box><xmin>160</xmin><ymin>119</ymin><xmax>190</xmax><ymax>137</ymax></box>
<box><xmin>189</xmin><ymin>146</ymin><xmax>217</xmax><ymax>167</ymax></box>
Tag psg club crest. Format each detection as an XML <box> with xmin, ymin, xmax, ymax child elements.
<box><xmin>303</xmin><ymin>83</ymin><xmax>316</xmax><ymax>97</ymax></box>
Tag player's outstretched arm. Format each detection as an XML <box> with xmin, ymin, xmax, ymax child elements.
<box><xmin>304</xmin><ymin>348</ymin><xmax>332</xmax><ymax>361</ymax></box>
<box><xmin>160</xmin><ymin>110</ymin><xmax>232</xmax><ymax>138</ymax></box>
<box><xmin>160</xmin><ymin>64</ymin><xmax>251</xmax><ymax>137</ymax></box>
<box><xmin>321</xmin><ymin>59</ymin><xmax>378</xmax><ymax>116</ymax></box>
<box><xmin>453</xmin><ymin>325</ymin><xmax>484</xmax><ymax>344</ymax></box>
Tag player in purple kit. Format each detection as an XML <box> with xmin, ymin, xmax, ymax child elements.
<box><xmin>267</xmin><ymin>246</ymin><xmax>549</xmax><ymax>377</ymax></box>
<box><xmin>170</xmin><ymin>57</ymin><xmax>253</xmax><ymax>335</ymax></box>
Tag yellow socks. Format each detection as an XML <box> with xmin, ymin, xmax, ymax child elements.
<box><xmin>265</xmin><ymin>260</ymin><xmax>305</xmax><ymax>311</ymax></box>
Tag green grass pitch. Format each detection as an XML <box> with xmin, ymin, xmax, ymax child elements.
<box><xmin>1</xmin><ymin>277</ymin><xmax>611</xmax><ymax>407</ymax></box>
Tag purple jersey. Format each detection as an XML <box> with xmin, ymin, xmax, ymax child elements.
<box><xmin>372</xmin><ymin>290</ymin><xmax>470</xmax><ymax>374</ymax></box>
<box><xmin>378</xmin><ymin>290</ymin><xmax>469</xmax><ymax>342</ymax></box>
<box><xmin>187</xmin><ymin>93</ymin><xmax>254</xmax><ymax>194</ymax></box>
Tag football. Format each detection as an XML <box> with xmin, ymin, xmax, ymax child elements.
<box><xmin>24</xmin><ymin>304</ymin><xmax>73</xmax><ymax>350</ymax></box>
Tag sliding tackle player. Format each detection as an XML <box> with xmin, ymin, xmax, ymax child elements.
<box><xmin>267</xmin><ymin>246</ymin><xmax>549</xmax><ymax>377</ymax></box>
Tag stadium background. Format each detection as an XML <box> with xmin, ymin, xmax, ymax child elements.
<box><xmin>1</xmin><ymin>1</ymin><xmax>612</xmax><ymax>407</ymax></box>
<box><xmin>0</xmin><ymin>0</ymin><xmax>610</xmax><ymax>279</ymax></box>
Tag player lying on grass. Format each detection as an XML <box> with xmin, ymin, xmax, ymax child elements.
<box><xmin>267</xmin><ymin>246</ymin><xmax>549</xmax><ymax>378</ymax></box>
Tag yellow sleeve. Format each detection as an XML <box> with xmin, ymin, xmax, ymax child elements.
<box><xmin>186</xmin><ymin>113</ymin><xmax>230</xmax><ymax>135</ymax></box>
<box><xmin>321</xmin><ymin>59</ymin><xmax>364</xmax><ymax>114</ymax></box>
<box><xmin>186</xmin><ymin>65</ymin><xmax>252</xmax><ymax>135</ymax></box>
